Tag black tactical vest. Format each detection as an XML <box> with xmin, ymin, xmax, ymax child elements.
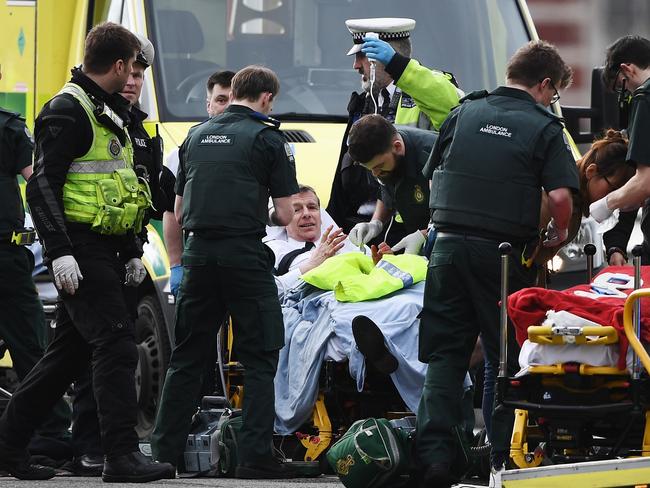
<box><xmin>430</xmin><ymin>91</ymin><xmax>559</xmax><ymax>239</ymax></box>
<box><xmin>0</xmin><ymin>109</ymin><xmax>26</xmax><ymax>234</ymax></box>
<box><xmin>181</xmin><ymin>112</ymin><xmax>272</xmax><ymax>236</ymax></box>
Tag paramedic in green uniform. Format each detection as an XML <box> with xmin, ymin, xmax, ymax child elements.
<box><xmin>591</xmin><ymin>36</ymin><xmax>650</xmax><ymax>223</ymax></box>
<box><xmin>347</xmin><ymin>114</ymin><xmax>435</xmax><ymax>254</ymax></box>
<box><xmin>417</xmin><ymin>41</ymin><xmax>578</xmax><ymax>487</ymax></box>
<box><xmin>151</xmin><ymin>65</ymin><xmax>299</xmax><ymax>479</ymax></box>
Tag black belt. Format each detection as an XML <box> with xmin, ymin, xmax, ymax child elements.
<box><xmin>436</xmin><ymin>231</ymin><xmax>500</xmax><ymax>243</ymax></box>
<box><xmin>0</xmin><ymin>229</ymin><xmax>37</xmax><ymax>246</ymax></box>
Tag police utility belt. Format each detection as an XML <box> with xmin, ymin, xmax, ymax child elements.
<box><xmin>1</xmin><ymin>228</ymin><xmax>37</xmax><ymax>246</ymax></box>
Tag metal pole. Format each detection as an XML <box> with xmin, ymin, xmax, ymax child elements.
<box><xmin>632</xmin><ymin>245</ymin><xmax>643</xmax><ymax>380</ymax></box>
<box><xmin>498</xmin><ymin>242</ymin><xmax>512</xmax><ymax>379</ymax></box>
<box><xmin>584</xmin><ymin>243</ymin><xmax>596</xmax><ymax>284</ymax></box>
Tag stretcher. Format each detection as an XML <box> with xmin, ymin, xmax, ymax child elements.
<box><xmin>493</xmin><ymin>243</ymin><xmax>650</xmax><ymax>488</ymax></box>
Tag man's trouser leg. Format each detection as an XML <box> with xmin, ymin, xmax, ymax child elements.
<box><xmin>416</xmin><ymin>238</ymin><xmax>479</xmax><ymax>467</ymax></box>
<box><xmin>62</xmin><ymin>241</ymin><xmax>139</xmax><ymax>458</ymax></box>
<box><xmin>0</xmin><ymin>245</ymin><xmax>71</xmax><ymax>455</ymax></box>
<box><xmin>0</xmin><ymin>316</ymin><xmax>91</xmax><ymax>454</ymax></box>
<box><xmin>70</xmin><ymin>366</ymin><xmax>103</xmax><ymax>457</ymax></box>
<box><xmin>151</xmin><ymin>252</ymin><xmax>225</xmax><ymax>465</ymax></box>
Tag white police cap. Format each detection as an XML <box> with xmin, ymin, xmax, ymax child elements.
<box><xmin>345</xmin><ymin>18</ymin><xmax>416</xmax><ymax>56</ymax></box>
<box><xmin>135</xmin><ymin>33</ymin><xmax>155</xmax><ymax>68</ymax></box>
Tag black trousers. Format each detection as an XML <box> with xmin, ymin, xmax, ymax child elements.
<box><xmin>0</xmin><ymin>238</ymin><xmax>140</xmax><ymax>458</ymax></box>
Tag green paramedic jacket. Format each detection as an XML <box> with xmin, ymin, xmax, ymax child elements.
<box><xmin>302</xmin><ymin>253</ymin><xmax>427</xmax><ymax>302</ymax></box>
<box><xmin>59</xmin><ymin>82</ymin><xmax>151</xmax><ymax>235</ymax></box>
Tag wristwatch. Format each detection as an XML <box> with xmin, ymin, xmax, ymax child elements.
<box><xmin>606</xmin><ymin>246</ymin><xmax>628</xmax><ymax>263</ymax></box>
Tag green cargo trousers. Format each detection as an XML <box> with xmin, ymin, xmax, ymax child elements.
<box><xmin>151</xmin><ymin>234</ymin><xmax>284</xmax><ymax>466</ymax></box>
<box><xmin>0</xmin><ymin>244</ymin><xmax>71</xmax><ymax>445</ymax></box>
<box><xmin>416</xmin><ymin>235</ymin><xmax>536</xmax><ymax>469</ymax></box>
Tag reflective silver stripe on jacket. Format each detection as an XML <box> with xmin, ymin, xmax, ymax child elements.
<box><xmin>68</xmin><ymin>159</ymin><xmax>126</xmax><ymax>174</ymax></box>
<box><xmin>376</xmin><ymin>260</ymin><xmax>414</xmax><ymax>287</ymax></box>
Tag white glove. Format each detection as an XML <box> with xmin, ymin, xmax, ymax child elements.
<box><xmin>542</xmin><ymin>220</ymin><xmax>568</xmax><ymax>248</ymax></box>
<box><xmin>589</xmin><ymin>196</ymin><xmax>614</xmax><ymax>223</ymax></box>
<box><xmin>125</xmin><ymin>258</ymin><xmax>147</xmax><ymax>287</ymax></box>
<box><xmin>52</xmin><ymin>255</ymin><xmax>83</xmax><ymax>295</ymax></box>
<box><xmin>349</xmin><ymin>219</ymin><xmax>383</xmax><ymax>246</ymax></box>
<box><xmin>392</xmin><ymin>230</ymin><xmax>426</xmax><ymax>254</ymax></box>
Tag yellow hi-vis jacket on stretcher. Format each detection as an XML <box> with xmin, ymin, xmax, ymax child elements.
<box><xmin>301</xmin><ymin>253</ymin><xmax>427</xmax><ymax>302</ymax></box>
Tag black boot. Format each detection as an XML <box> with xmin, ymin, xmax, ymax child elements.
<box><xmin>102</xmin><ymin>451</ymin><xmax>175</xmax><ymax>483</ymax></box>
<box><xmin>0</xmin><ymin>441</ymin><xmax>56</xmax><ymax>480</ymax></box>
<box><xmin>235</xmin><ymin>457</ymin><xmax>299</xmax><ymax>479</ymax></box>
<box><xmin>60</xmin><ymin>453</ymin><xmax>104</xmax><ymax>476</ymax></box>
<box><xmin>352</xmin><ymin>315</ymin><xmax>398</xmax><ymax>374</ymax></box>
<box><xmin>419</xmin><ymin>462</ymin><xmax>459</xmax><ymax>488</ymax></box>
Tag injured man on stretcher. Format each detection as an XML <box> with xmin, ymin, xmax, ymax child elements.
<box><xmin>264</xmin><ymin>184</ymin><xmax>449</xmax><ymax>434</ymax></box>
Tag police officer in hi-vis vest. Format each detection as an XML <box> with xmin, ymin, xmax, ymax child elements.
<box><xmin>417</xmin><ymin>40</ymin><xmax>578</xmax><ymax>487</ymax></box>
<box><xmin>0</xmin><ymin>22</ymin><xmax>174</xmax><ymax>482</ymax></box>
<box><xmin>151</xmin><ymin>66</ymin><xmax>299</xmax><ymax>479</ymax></box>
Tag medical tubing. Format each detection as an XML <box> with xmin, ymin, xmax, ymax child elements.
<box><xmin>633</xmin><ymin>245</ymin><xmax>643</xmax><ymax>379</ymax></box>
<box><xmin>384</xmin><ymin>215</ymin><xmax>394</xmax><ymax>243</ymax></box>
<box><xmin>498</xmin><ymin>242</ymin><xmax>512</xmax><ymax>379</ymax></box>
<box><xmin>369</xmin><ymin>62</ymin><xmax>378</xmax><ymax>114</ymax></box>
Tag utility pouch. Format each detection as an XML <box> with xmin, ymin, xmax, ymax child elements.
<box><xmin>120</xmin><ymin>203</ymin><xmax>139</xmax><ymax>232</ymax></box>
<box><xmin>96</xmin><ymin>178</ymin><xmax>122</xmax><ymax>206</ymax></box>
<box><xmin>92</xmin><ymin>204</ymin><xmax>124</xmax><ymax>235</ymax></box>
<box><xmin>114</xmin><ymin>168</ymin><xmax>140</xmax><ymax>202</ymax></box>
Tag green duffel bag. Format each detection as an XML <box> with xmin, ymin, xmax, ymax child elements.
<box><xmin>326</xmin><ymin>418</ymin><xmax>411</xmax><ymax>488</ymax></box>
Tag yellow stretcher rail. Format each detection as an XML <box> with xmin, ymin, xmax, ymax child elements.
<box><xmin>528</xmin><ymin>324</ymin><xmax>619</xmax><ymax>345</ymax></box>
<box><xmin>623</xmin><ymin>288</ymin><xmax>650</xmax><ymax>374</ymax></box>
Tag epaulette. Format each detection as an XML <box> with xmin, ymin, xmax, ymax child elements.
<box><xmin>249</xmin><ymin>111</ymin><xmax>281</xmax><ymax>128</ymax></box>
<box><xmin>534</xmin><ymin>104</ymin><xmax>564</xmax><ymax>123</ymax></box>
<box><xmin>0</xmin><ymin>107</ymin><xmax>22</xmax><ymax>121</ymax></box>
<box><xmin>459</xmin><ymin>90</ymin><xmax>488</xmax><ymax>103</ymax></box>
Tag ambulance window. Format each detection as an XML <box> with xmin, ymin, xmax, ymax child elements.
<box><xmin>146</xmin><ymin>0</ymin><xmax>529</xmax><ymax>122</ymax></box>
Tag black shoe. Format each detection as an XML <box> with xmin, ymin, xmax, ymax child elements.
<box><xmin>235</xmin><ymin>458</ymin><xmax>299</xmax><ymax>479</ymax></box>
<box><xmin>420</xmin><ymin>463</ymin><xmax>459</xmax><ymax>488</ymax></box>
<box><xmin>102</xmin><ymin>451</ymin><xmax>176</xmax><ymax>483</ymax></box>
<box><xmin>59</xmin><ymin>453</ymin><xmax>104</xmax><ymax>476</ymax></box>
<box><xmin>0</xmin><ymin>443</ymin><xmax>56</xmax><ymax>480</ymax></box>
<box><xmin>352</xmin><ymin>315</ymin><xmax>398</xmax><ymax>374</ymax></box>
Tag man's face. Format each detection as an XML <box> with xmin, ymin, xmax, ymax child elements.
<box><xmin>120</xmin><ymin>63</ymin><xmax>145</xmax><ymax>106</ymax></box>
<box><xmin>112</xmin><ymin>55</ymin><xmax>136</xmax><ymax>93</ymax></box>
<box><xmin>206</xmin><ymin>83</ymin><xmax>231</xmax><ymax>117</ymax></box>
<box><xmin>361</xmin><ymin>149</ymin><xmax>399</xmax><ymax>181</ymax></box>
<box><xmin>353</xmin><ymin>52</ymin><xmax>391</xmax><ymax>93</ymax></box>
<box><xmin>286</xmin><ymin>191</ymin><xmax>322</xmax><ymax>243</ymax></box>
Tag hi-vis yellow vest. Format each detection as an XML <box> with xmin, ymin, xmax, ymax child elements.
<box><xmin>302</xmin><ymin>253</ymin><xmax>427</xmax><ymax>302</ymax></box>
<box><xmin>59</xmin><ymin>82</ymin><xmax>151</xmax><ymax>235</ymax></box>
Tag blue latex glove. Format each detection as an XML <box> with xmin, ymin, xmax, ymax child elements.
<box><xmin>170</xmin><ymin>264</ymin><xmax>182</xmax><ymax>297</ymax></box>
<box><xmin>361</xmin><ymin>38</ymin><xmax>396</xmax><ymax>66</ymax></box>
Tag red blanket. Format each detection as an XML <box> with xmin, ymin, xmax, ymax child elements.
<box><xmin>507</xmin><ymin>266</ymin><xmax>650</xmax><ymax>369</ymax></box>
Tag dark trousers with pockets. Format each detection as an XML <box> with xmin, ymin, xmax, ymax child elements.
<box><xmin>416</xmin><ymin>235</ymin><xmax>536</xmax><ymax>468</ymax></box>
<box><xmin>0</xmin><ymin>244</ymin><xmax>71</xmax><ymax>454</ymax></box>
<box><xmin>151</xmin><ymin>235</ymin><xmax>283</xmax><ymax>466</ymax></box>
<box><xmin>0</xmin><ymin>237</ymin><xmax>140</xmax><ymax>458</ymax></box>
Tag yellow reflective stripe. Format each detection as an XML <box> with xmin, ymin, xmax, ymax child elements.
<box><xmin>69</xmin><ymin>160</ymin><xmax>126</xmax><ymax>173</ymax></box>
<box><xmin>63</xmin><ymin>182</ymin><xmax>97</xmax><ymax>193</ymax></box>
<box><xmin>64</xmin><ymin>192</ymin><xmax>99</xmax><ymax>205</ymax></box>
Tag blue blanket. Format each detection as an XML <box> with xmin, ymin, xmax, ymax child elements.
<box><xmin>274</xmin><ymin>282</ymin><xmax>428</xmax><ymax>435</ymax></box>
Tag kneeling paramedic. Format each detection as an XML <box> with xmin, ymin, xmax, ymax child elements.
<box><xmin>151</xmin><ymin>65</ymin><xmax>299</xmax><ymax>480</ymax></box>
<box><xmin>0</xmin><ymin>22</ymin><xmax>175</xmax><ymax>482</ymax></box>
<box><xmin>417</xmin><ymin>40</ymin><xmax>578</xmax><ymax>487</ymax></box>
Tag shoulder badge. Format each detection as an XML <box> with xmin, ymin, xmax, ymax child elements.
<box><xmin>413</xmin><ymin>184</ymin><xmax>425</xmax><ymax>203</ymax></box>
<box><xmin>284</xmin><ymin>142</ymin><xmax>295</xmax><ymax>162</ymax></box>
<box><xmin>108</xmin><ymin>138</ymin><xmax>122</xmax><ymax>158</ymax></box>
<box><xmin>400</xmin><ymin>93</ymin><xmax>417</xmax><ymax>109</ymax></box>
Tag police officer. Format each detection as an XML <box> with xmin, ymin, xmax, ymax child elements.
<box><xmin>0</xmin><ymin>66</ymin><xmax>72</xmax><ymax>467</ymax></box>
<box><xmin>417</xmin><ymin>40</ymin><xmax>578</xmax><ymax>487</ymax></box>
<box><xmin>151</xmin><ymin>66</ymin><xmax>299</xmax><ymax>479</ymax></box>
<box><xmin>347</xmin><ymin>114</ymin><xmax>435</xmax><ymax>254</ymax></box>
<box><xmin>67</xmin><ymin>34</ymin><xmax>176</xmax><ymax>476</ymax></box>
<box><xmin>592</xmin><ymin>36</ymin><xmax>650</xmax><ymax>245</ymax></box>
<box><xmin>327</xmin><ymin>18</ymin><xmax>460</xmax><ymax>235</ymax></box>
<box><xmin>0</xmin><ymin>22</ymin><xmax>174</xmax><ymax>482</ymax></box>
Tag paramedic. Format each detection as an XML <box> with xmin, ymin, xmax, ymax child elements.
<box><xmin>417</xmin><ymin>40</ymin><xmax>578</xmax><ymax>487</ymax></box>
<box><xmin>150</xmin><ymin>66</ymin><xmax>299</xmax><ymax>479</ymax></box>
